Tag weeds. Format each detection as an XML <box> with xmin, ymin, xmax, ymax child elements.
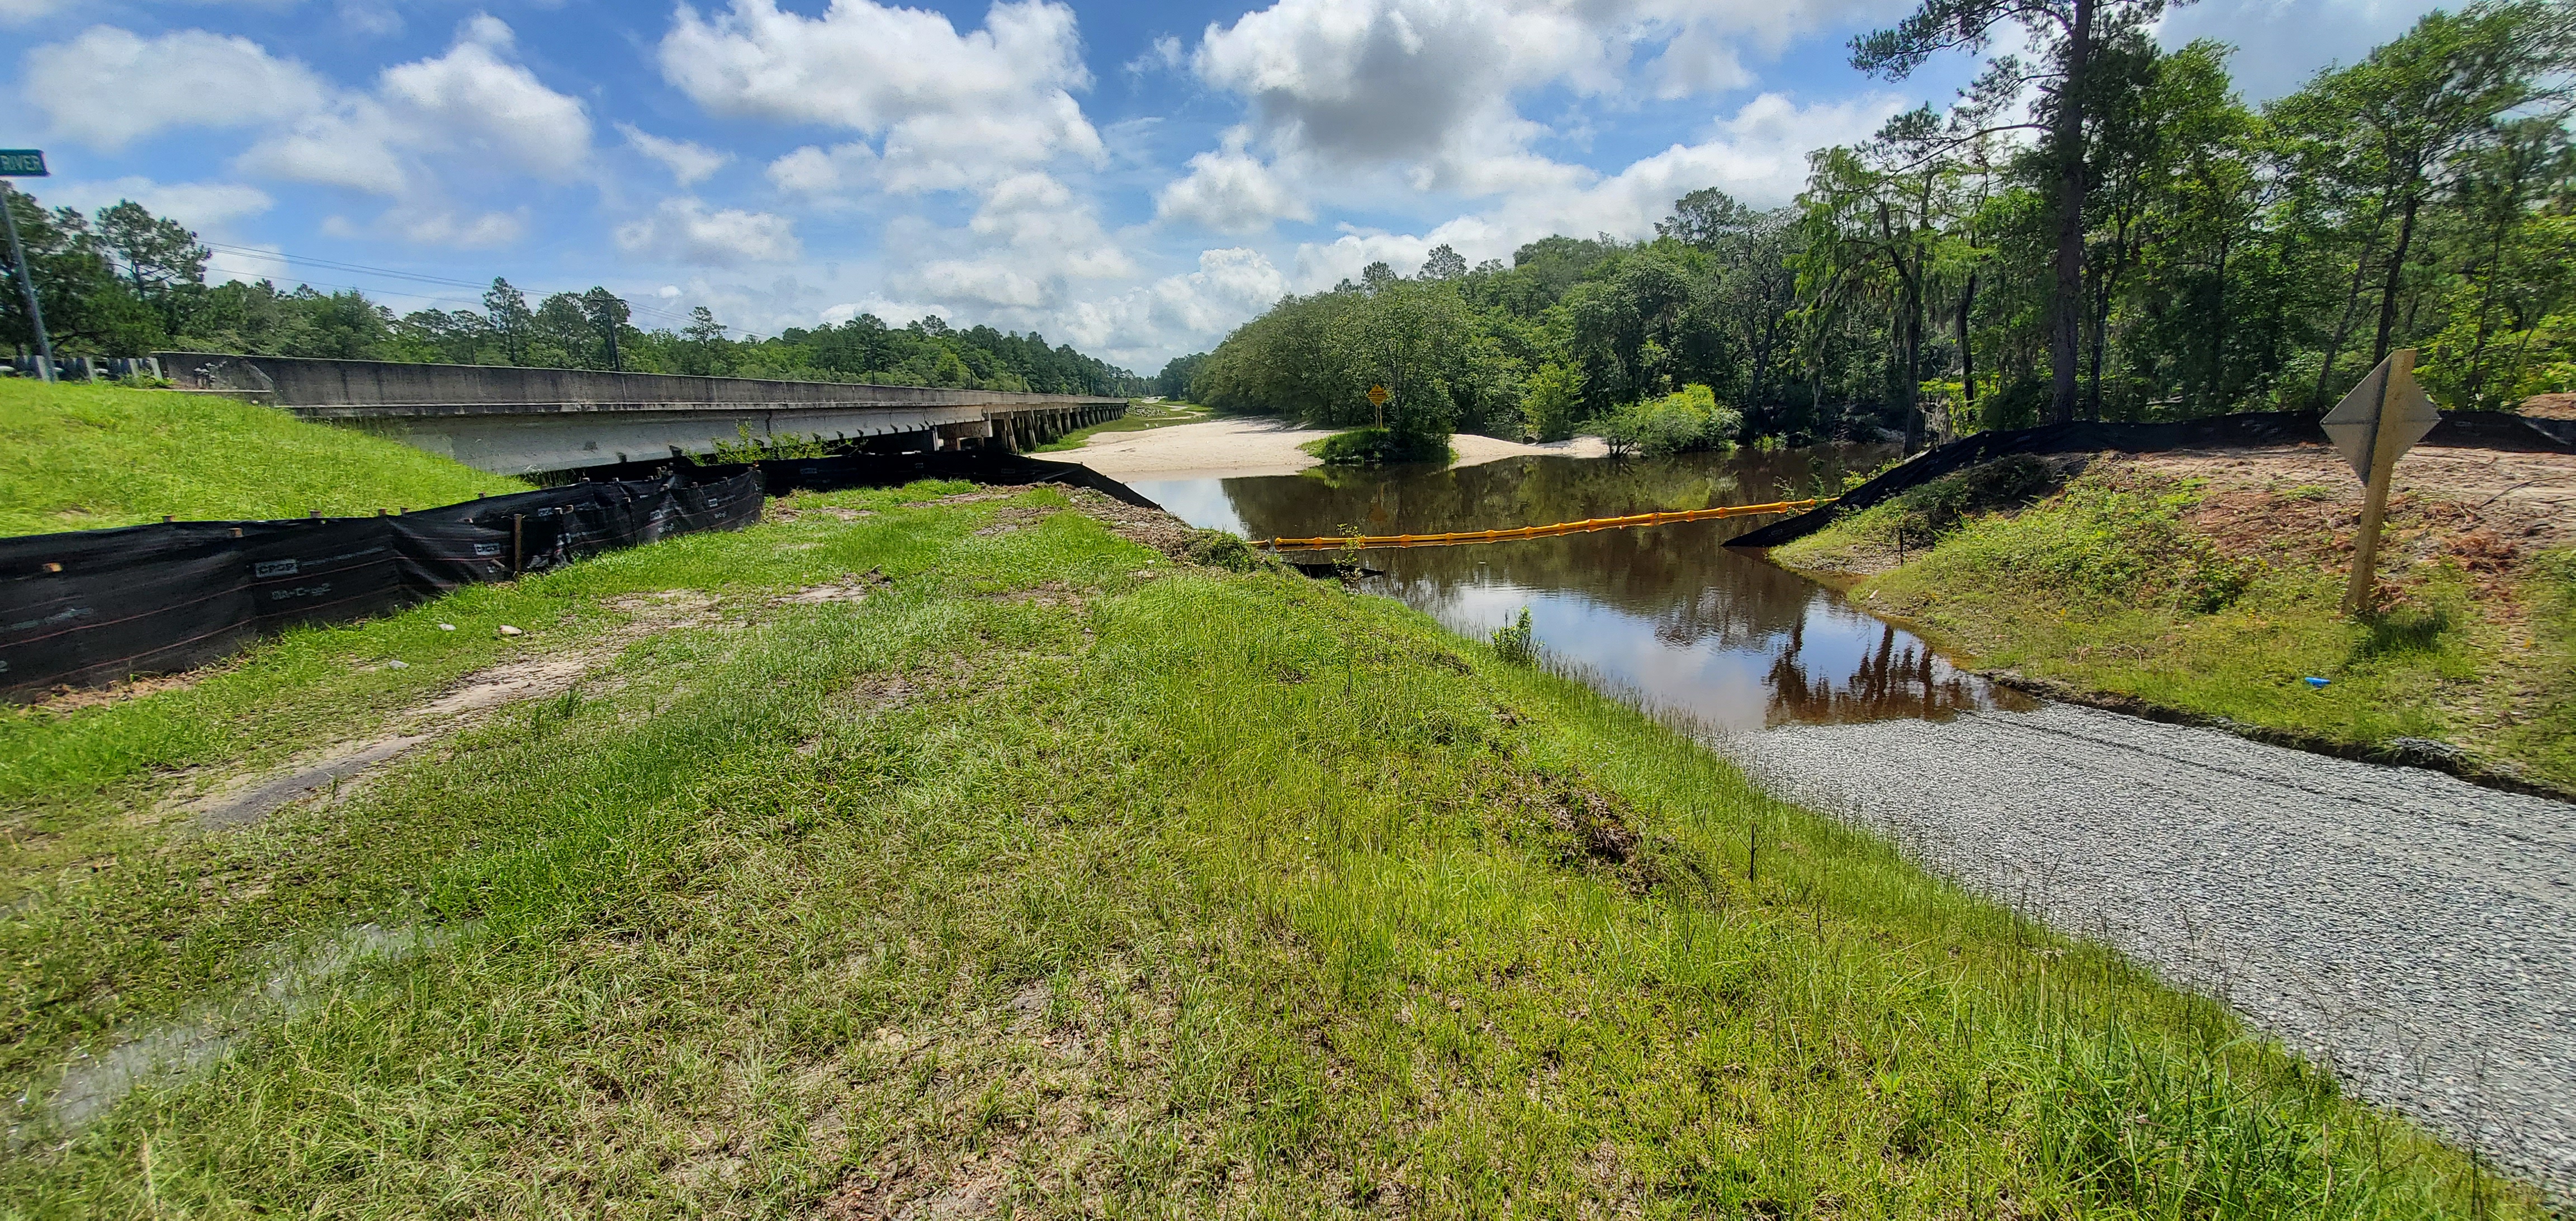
<box><xmin>1490</xmin><ymin>607</ymin><xmax>1538</xmax><ymax>666</ymax></box>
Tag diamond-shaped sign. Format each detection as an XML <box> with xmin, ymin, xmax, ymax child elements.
<box><xmin>2321</xmin><ymin>356</ymin><xmax>2440</xmax><ymax>483</ymax></box>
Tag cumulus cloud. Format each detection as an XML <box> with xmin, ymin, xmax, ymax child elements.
<box><xmin>659</xmin><ymin>0</ymin><xmax>1102</xmax><ymax>195</ymax></box>
<box><xmin>1154</xmin><ymin>141</ymin><xmax>1313</xmax><ymax>233</ymax></box>
<box><xmin>22</xmin><ymin>26</ymin><xmax>328</xmax><ymax>150</ymax></box>
<box><xmin>881</xmin><ymin>171</ymin><xmax>1135</xmax><ymax>314</ymax></box>
<box><xmin>390</xmin><ymin>207</ymin><xmax>528</xmax><ymax>248</ymax></box>
<box><xmin>1284</xmin><ymin>91</ymin><xmax>1900</xmax><ymax>291</ymax></box>
<box><xmin>39</xmin><ymin>177</ymin><xmax>276</xmax><ymax>230</ymax></box>
<box><xmin>615</xmin><ymin>197</ymin><xmax>802</xmax><ymax>265</ymax></box>
<box><xmin>618</xmin><ymin>123</ymin><xmax>732</xmax><ymax>186</ymax></box>
<box><xmin>1158</xmin><ymin>0</ymin><xmax>1901</xmax><ymax>232</ymax></box>
<box><xmin>1041</xmin><ymin>247</ymin><xmax>1293</xmax><ymax>370</ymax></box>
<box><xmin>767</xmin><ymin>143</ymin><xmax>877</xmax><ymax>198</ymax></box>
<box><xmin>240</xmin><ymin>16</ymin><xmax>591</xmax><ymax>198</ymax></box>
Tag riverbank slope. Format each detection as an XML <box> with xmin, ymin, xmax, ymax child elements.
<box><xmin>0</xmin><ymin>379</ymin><xmax>527</xmax><ymax>537</ymax></box>
<box><xmin>1769</xmin><ymin>443</ymin><xmax>2576</xmax><ymax>793</ymax></box>
<box><xmin>0</xmin><ymin>466</ymin><xmax>2533</xmax><ymax>1211</ymax></box>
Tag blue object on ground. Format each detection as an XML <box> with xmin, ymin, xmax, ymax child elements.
<box><xmin>2303</xmin><ymin>676</ymin><xmax>2331</xmax><ymax>689</ymax></box>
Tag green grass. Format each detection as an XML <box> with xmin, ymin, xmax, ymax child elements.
<box><xmin>0</xmin><ymin>480</ymin><xmax>2534</xmax><ymax>1216</ymax></box>
<box><xmin>0</xmin><ymin>379</ymin><xmax>527</xmax><ymax>536</ymax></box>
<box><xmin>1031</xmin><ymin>400</ymin><xmax>1212</xmax><ymax>452</ymax></box>
<box><xmin>1775</xmin><ymin>466</ymin><xmax>2568</xmax><ymax>789</ymax></box>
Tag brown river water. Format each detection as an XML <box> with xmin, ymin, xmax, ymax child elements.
<box><xmin>1129</xmin><ymin>444</ymin><xmax>2036</xmax><ymax>733</ymax></box>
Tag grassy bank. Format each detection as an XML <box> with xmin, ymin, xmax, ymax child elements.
<box><xmin>1031</xmin><ymin>400</ymin><xmax>1211</xmax><ymax>453</ymax></box>
<box><xmin>0</xmin><ymin>474</ymin><xmax>2536</xmax><ymax>1214</ymax></box>
<box><xmin>1</xmin><ymin>380</ymin><xmax>527</xmax><ymax>537</ymax></box>
<box><xmin>1773</xmin><ymin>455</ymin><xmax>2575</xmax><ymax>792</ymax></box>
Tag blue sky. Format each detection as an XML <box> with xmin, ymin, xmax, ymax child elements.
<box><xmin>8</xmin><ymin>0</ymin><xmax>2442</xmax><ymax>371</ymax></box>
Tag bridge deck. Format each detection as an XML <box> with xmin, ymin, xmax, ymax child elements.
<box><xmin>155</xmin><ymin>352</ymin><xmax>1127</xmax><ymax>475</ymax></box>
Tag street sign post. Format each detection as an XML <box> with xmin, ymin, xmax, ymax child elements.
<box><xmin>1367</xmin><ymin>384</ymin><xmax>1389</xmax><ymax>428</ymax></box>
<box><xmin>0</xmin><ymin>149</ymin><xmax>54</xmax><ymax>384</ymax></box>
<box><xmin>2321</xmin><ymin>348</ymin><xmax>2440</xmax><ymax>615</ymax></box>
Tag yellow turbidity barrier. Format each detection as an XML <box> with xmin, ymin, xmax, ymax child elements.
<box><xmin>1260</xmin><ymin>498</ymin><xmax>1831</xmax><ymax>551</ymax></box>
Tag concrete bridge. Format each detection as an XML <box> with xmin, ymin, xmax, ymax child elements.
<box><xmin>155</xmin><ymin>352</ymin><xmax>1129</xmax><ymax>476</ymax></box>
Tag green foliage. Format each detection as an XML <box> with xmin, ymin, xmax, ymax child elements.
<box><xmin>1598</xmin><ymin>384</ymin><xmax>1742</xmax><ymax>457</ymax></box>
<box><xmin>1519</xmin><ymin>361</ymin><xmax>1584</xmax><ymax>441</ymax></box>
<box><xmin>1310</xmin><ymin>427</ymin><xmax>1453</xmax><ymax>466</ymax></box>
<box><xmin>1895</xmin><ymin>471</ymin><xmax>2260</xmax><ymax>613</ymax></box>
<box><xmin>1180</xmin><ymin>527</ymin><xmax>1272</xmax><ymax>572</ymax></box>
<box><xmin>707</xmin><ymin>423</ymin><xmax>837</xmax><ymax>463</ymax></box>
<box><xmin>0</xmin><ymin>378</ymin><xmax>525</xmax><ymax>536</ymax></box>
<box><xmin>1490</xmin><ymin>607</ymin><xmax>1538</xmax><ymax>666</ymax></box>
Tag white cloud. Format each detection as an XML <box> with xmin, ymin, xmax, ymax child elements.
<box><xmin>659</xmin><ymin>0</ymin><xmax>1102</xmax><ymax>195</ymax></box>
<box><xmin>1284</xmin><ymin>92</ymin><xmax>1900</xmax><ymax>291</ymax></box>
<box><xmin>618</xmin><ymin>123</ymin><xmax>732</xmax><ymax>186</ymax></box>
<box><xmin>39</xmin><ymin>177</ymin><xmax>275</xmax><ymax>231</ymax></box>
<box><xmin>880</xmin><ymin>170</ymin><xmax>1135</xmax><ymax>315</ymax></box>
<box><xmin>1154</xmin><ymin>140</ymin><xmax>1314</xmax><ymax>233</ymax></box>
<box><xmin>22</xmin><ymin>26</ymin><xmax>328</xmax><ymax>150</ymax></box>
<box><xmin>615</xmin><ymin>197</ymin><xmax>801</xmax><ymax>265</ymax></box>
<box><xmin>1161</xmin><ymin>0</ymin><xmax>1903</xmax><ymax>233</ymax></box>
<box><xmin>768</xmin><ymin>142</ymin><xmax>878</xmax><ymax>197</ymax></box>
<box><xmin>1123</xmin><ymin>34</ymin><xmax>1186</xmax><ymax>75</ymax></box>
<box><xmin>1050</xmin><ymin>247</ymin><xmax>1293</xmax><ymax>369</ymax></box>
<box><xmin>229</xmin><ymin>16</ymin><xmax>594</xmax><ymax>245</ymax></box>
<box><xmin>391</xmin><ymin>207</ymin><xmax>527</xmax><ymax>248</ymax></box>
<box><xmin>206</xmin><ymin>244</ymin><xmax>292</xmax><ymax>286</ymax></box>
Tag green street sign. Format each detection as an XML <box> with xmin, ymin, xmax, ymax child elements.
<box><xmin>0</xmin><ymin>150</ymin><xmax>48</xmax><ymax>177</ymax></box>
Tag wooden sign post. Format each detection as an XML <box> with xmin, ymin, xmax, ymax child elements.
<box><xmin>2320</xmin><ymin>349</ymin><xmax>2440</xmax><ymax>616</ymax></box>
<box><xmin>1367</xmin><ymin>384</ymin><xmax>1390</xmax><ymax>429</ymax></box>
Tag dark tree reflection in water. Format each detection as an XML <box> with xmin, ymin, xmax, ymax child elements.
<box><xmin>1132</xmin><ymin>444</ymin><xmax>2033</xmax><ymax>733</ymax></box>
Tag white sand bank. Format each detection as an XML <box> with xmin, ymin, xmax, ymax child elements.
<box><xmin>1072</xmin><ymin>417</ymin><xmax>1608</xmax><ymax>481</ymax></box>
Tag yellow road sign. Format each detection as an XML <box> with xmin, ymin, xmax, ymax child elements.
<box><xmin>1367</xmin><ymin>385</ymin><xmax>1389</xmax><ymax>406</ymax></box>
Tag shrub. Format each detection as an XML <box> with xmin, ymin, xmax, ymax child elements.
<box><xmin>1182</xmin><ymin>528</ymin><xmax>1272</xmax><ymax>573</ymax></box>
<box><xmin>1599</xmin><ymin>384</ymin><xmax>1741</xmax><ymax>457</ymax></box>
<box><xmin>1312</xmin><ymin>427</ymin><xmax>1453</xmax><ymax>466</ymax></box>
<box><xmin>1491</xmin><ymin>607</ymin><xmax>1538</xmax><ymax>666</ymax></box>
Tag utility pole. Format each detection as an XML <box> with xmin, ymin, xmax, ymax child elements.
<box><xmin>0</xmin><ymin>155</ymin><xmax>55</xmax><ymax>384</ymax></box>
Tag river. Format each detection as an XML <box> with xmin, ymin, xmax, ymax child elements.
<box><xmin>1133</xmin><ymin>444</ymin><xmax>2037</xmax><ymax>733</ymax></box>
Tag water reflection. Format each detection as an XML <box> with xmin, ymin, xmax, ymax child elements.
<box><xmin>1131</xmin><ymin>446</ymin><xmax>2033</xmax><ymax>732</ymax></box>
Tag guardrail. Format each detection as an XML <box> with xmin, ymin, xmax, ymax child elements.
<box><xmin>1259</xmin><ymin>498</ymin><xmax>1831</xmax><ymax>551</ymax></box>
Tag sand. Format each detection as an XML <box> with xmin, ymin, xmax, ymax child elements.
<box><xmin>1071</xmin><ymin>417</ymin><xmax>1609</xmax><ymax>481</ymax></box>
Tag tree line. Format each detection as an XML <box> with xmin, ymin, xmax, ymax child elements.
<box><xmin>1178</xmin><ymin>0</ymin><xmax>2576</xmax><ymax>448</ymax></box>
<box><xmin>0</xmin><ymin>185</ymin><xmax>1145</xmax><ymax>396</ymax></box>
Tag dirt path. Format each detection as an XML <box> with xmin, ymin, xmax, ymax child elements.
<box><xmin>1721</xmin><ymin>701</ymin><xmax>2576</xmax><ymax>1199</ymax></box>
<box><xmin>1073</xmin><ymin>417</ymin><xmax>1608</xmax><ymax>480</ymax></box>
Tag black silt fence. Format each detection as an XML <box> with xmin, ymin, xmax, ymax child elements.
<box><xmin>1729</xmin><ymin>410</ymin><xmax>2576</xmax><ymax>549</ymax></box>
<box><xmin>569</xmin><ymin>450</ymin><xmax>1164</xmax><ymax>510</ymax></box>
<box><xmin>1</xmin><ymin>468</ymin><xmax>764</xmax><ymax>703</ymax></box>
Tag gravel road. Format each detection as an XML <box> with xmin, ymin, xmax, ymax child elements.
<box><xmin>1719</xmin><ymin>701</ymin><xmax>2576</xmax><ymax>1200</ymax></box>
